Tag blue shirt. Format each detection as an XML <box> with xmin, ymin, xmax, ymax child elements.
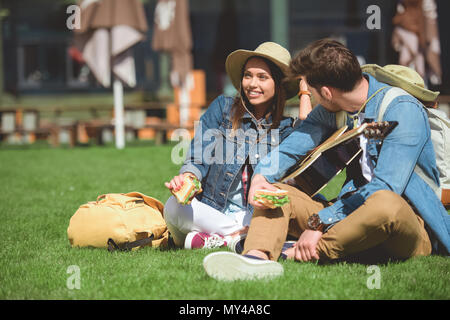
<box><xmin>254</xmin><ymin>74</ymin><xmax>450</xmax><ymax>254</ymax></box>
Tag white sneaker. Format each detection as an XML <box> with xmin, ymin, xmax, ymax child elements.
<box><xmin>227</xmin><ymin>233</ymin><xmax>247</xmax><ymax>253</ymax></box>
<box><xmin>203</xmin><ymin>251</ymin><xmax>284</xmax><ymax>281</ymax></box>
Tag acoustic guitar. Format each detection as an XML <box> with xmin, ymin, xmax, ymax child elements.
<box><xmin>281</xmin><ymin>121</ymin><xmax>398</xmax><ymax>197</ymax></box>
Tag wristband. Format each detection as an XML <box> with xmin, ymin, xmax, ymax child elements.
<box><xmin>298</xmin><ymin>90</ymin><xmax>311</xmax><ymax>97</ymax></box>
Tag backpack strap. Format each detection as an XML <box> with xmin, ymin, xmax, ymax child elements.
<box><xmin>335</xmin><ymin>111</ymin><xmax>347</xmax><ymax>129</ymax></box>
<box><xmin>377</xmin><ymin>87</ymin><xmax>409</xmax><ymax>122</ymax></box>
<box><xmin>107</xmin><ymin>235</ymin><xmax>154</xmax><ymax>252</ymax></box>
<box><xmin>377</xmin><ymin>87</ymin><xmax>442</xmax><ymax>199</ymax></box>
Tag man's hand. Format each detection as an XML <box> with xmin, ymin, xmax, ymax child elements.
<box><xmin>248</xmin><ymin>174</ymin><xmax>279</xmax><ymax>209</ymax></box>
<box><xmin>293</xmin><ymin>229</ymin><xmax>322</xmax><ymax>262</ymax></box>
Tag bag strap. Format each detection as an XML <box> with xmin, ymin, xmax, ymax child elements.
<box><xmin>377</xmin><ymin>87</ymin><xmax>442</xmax><ymax>199</ymax></box>
<box><xmin>124</xmin><ymin>192</ymin><xmax>164</xmax><ymax>214</ymax></box>
<box><xmin>107</xmin><ymin>235</ymin><xmax>154</xmax><ymax>252</ymax></box>
<box><xmin>335</xmin><ymin>111</ymin><xmax>347</xmax><ymax>129</ymax></box>
<box><xmin>377</xmin><ymin>87</ymin><xmax>409</xmax><ymax>122</ymax></box>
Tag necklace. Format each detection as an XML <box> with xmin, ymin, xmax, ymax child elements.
<box><xmin>236</xmin><ymin>95</ymin><xmax>272</xmax><ymax>143</ymax></box>
<box><xmin>240</xmin><ymin>95</ymin><xmax>272</xmax><ymax>130</ymax></box>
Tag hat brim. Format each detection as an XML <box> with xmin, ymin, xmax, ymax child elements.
<box><xmin>361</xmin><ymin>64</ymin><xmax>439</xmax><ymax>102</ymax></box>
<box><xmin>225</xmin><ymin>49</ymin><xmax>299</xmax><ymax>99</ymax></box>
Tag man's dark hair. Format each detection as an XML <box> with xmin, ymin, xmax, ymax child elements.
<box><xmin>289</xmin><ymin>39</ymin><xmax>363</xmax><ymax>92</ymax></box>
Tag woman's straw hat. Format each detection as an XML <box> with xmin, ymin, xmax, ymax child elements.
<box><xmin>361</xmin><ymin>64</ymin><xmax>439</xmax><ymax>102</ymax></box>
<box><xmin>225</xmin><ymin>42</ymin><xmax>299</xmax><ymax>99</ymax></box>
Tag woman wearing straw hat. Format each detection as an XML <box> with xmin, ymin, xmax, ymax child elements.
<box><xmin>164</xmin><ymin>42</ymin><xmax>311</xmax><ymax>249</ymax></box>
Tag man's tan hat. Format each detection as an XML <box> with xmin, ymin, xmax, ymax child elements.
<box><xmin>361</xmin><ymin>64</ymin><xmax>439</xmax><ymax>102</ymax></box>
<box><xmin>225</xmin><ymin>42</ymin><xmax>299</xmax><ymax>99</ymax></box>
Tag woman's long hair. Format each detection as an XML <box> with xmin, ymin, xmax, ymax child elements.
<box><xmin>231</xmin><ymin>57</ymin><xmax>287</xmax><ymax>131</ymax></box>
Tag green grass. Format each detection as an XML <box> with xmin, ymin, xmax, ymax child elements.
<box><xmin>0</xmin><ymin>143</ymin><xmax>449</xmax><ymax>300</ymax></box>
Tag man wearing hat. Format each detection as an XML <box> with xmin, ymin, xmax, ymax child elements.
<box><xmin>203</xmin><ymin>39</ymin><xmax>449</xmax><ymax>281</ymax></box>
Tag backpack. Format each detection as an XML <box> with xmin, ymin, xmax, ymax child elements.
<box><xmin>376</xmin><ymin>87</ymin><xmax>450</xmax><ymax>205</ymax></box>
<box><xmin>67</xmin><ymin>192</ymin><xmax>170</xmax><ymax>251</ymax></box>
<box><xmin>335</xmin><ymin>65</ymin><xmax>450</xmax><ymax>206</ymax></box>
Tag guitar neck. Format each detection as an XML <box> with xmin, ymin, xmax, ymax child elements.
<box><xmin>294</xmin><ymin>125</ymin><xmax>363</xmax><ymax>173</ymax></box>
<box><xmin>324</xmin><ymin>123</ymin><xmax>371</xmax><ymax>150</ymax></box>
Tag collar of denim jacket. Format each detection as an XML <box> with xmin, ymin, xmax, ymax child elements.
<box><xmin>242</xmin><ymin>109</ymin><xmax>273</xmax><ymax>127</ymax></box>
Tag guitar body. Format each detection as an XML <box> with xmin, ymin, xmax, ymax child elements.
<box><xmin>290</xmin><ymin>139</ymin><xmax>362</xmax><ymax>197</ymax></box>
<box><xmin>282</xmin><ymin>121</ymin><xmax>398</xmax><ymax>198</ymax></box>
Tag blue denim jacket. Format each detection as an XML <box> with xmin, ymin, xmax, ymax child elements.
<box><xmin>254</xmin><ymin>74</ymin><xmax>450</xmax><ymax>254</ymax></box>
<box><xmin>180</xmin><ymin>94</ymin><xmax>295</xmax><ymax>213</ymax></box>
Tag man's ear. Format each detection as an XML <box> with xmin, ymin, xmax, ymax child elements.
<box><xmin>320</xmin><ymin>86</ymin><xmax>333</xmax><ymax>101</ymax></box>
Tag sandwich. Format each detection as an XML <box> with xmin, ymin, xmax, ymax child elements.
<box><xmin>253</xmin><ymin>189</ymin><xmax>289</xmax><ymax>209</ymax></box>
<box><xmin>172</xmin><ymin>175</ymin><xmax>202</xmax><ymax>205</ymax></box>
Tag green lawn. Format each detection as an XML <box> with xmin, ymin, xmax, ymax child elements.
<box><xmin>0</xmin><ymin>143</ymin><xmax>449</xmax><ymax>300</ymax></box>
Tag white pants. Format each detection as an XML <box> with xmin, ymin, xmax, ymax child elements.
<box><xmin>164</xmin><ymin>196</ymin><xmax>252</xmax><ymax>247</ymax></box>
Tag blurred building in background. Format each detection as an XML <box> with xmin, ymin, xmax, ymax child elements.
<box><xmin>0</xmin><ymin>0</ymin><xmax>448</xmax><ymax>146</ymax></box>
<box><xmin>4</xmin><ymin>0</ymin><xmax>450</xmax><ymax>97</ymax></box>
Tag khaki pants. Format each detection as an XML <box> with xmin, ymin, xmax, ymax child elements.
<box><xmin>243</xmin><ymin>183</ymin><xmax>432</xmax><ymax>262</ymax></box>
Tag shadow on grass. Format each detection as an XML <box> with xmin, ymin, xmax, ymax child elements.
<box><xmin>320</xmin><ymin>245</ymin><xmax>418</xmax><ymax>266</ymax></box>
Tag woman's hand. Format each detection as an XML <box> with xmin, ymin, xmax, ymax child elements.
<box><xmin>299</xmin><ymin>78</ymin><xmax>309</xmax><ymax>92</ymax></box>
<box><xmin>164</xmin><ymin>172</ymin><xmax>197</xmax><ymax>192</ymax></box>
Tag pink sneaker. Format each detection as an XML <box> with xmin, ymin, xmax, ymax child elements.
<box><xmin>184</xmin><ymin>231</ymin><xmax>229</xmax><ymax>249</ymax></box>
